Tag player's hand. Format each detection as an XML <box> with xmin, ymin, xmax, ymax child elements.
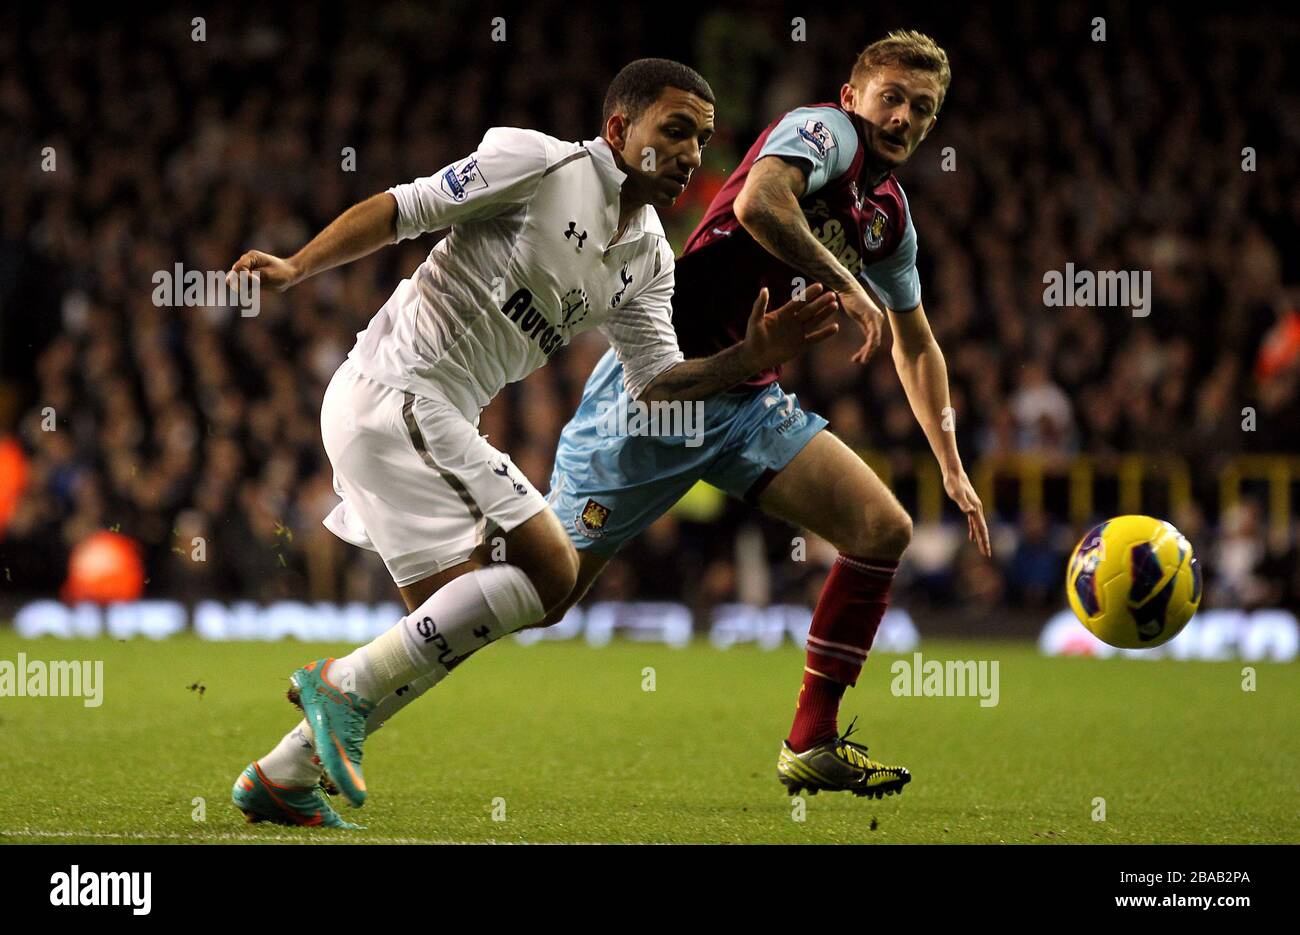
<box><xmin>944</xmin><ymin>468</ymin><xmax>991</xmax><ymax>557</ymax></box>
<box><xmin>227</xmin><ymin>250</ymin><xmax>301</xmax><ymax>294</ymax></box>
<box><xmin>838</xmin><ymin>285</ymin><xmax>886</xmax><ymax>364</ymax></box>
<box><xmin>742</xmin><ymin>284</ymin><xmax>840</xmax><ymax>371</ymax></box>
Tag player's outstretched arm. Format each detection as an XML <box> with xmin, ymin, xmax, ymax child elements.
<box><xmin>889</xmin><ymin>302</ymin><xmax>991</xmax><ymax>556</ymax></box>
<box><xmin>227</xmin><ymin>192</ymin><xmax>399</xmax><ymax>293</ymax></box>
<box><xmin>735</xmin><ymin>157</ymin><xmax>886</xmax><ymax>361</ymax></box>
<box><xmin>640</xmin><ymin>285</ymin><xmax>839</xmax><ymax>402</ymax></box>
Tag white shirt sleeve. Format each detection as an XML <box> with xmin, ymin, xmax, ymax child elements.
<box><xmin>599</xmin><ymin>239</ymin><xmax>684</xmax><ymax>401</ymax></box>
<box><xmin>387</xmin><ymin>127</ymin><xmax>550</xmax><ymax>241</ymax></box>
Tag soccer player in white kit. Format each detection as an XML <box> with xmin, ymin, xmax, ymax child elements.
<box><xmin>226</xmin><ymin>59</ymin><xmax>840</xmax><ymax>826</ymax></box>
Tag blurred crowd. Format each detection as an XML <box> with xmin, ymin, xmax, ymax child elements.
<box><xmin>2</xmin><ymin>1</ymin><xmax>1299</xmax><ymax>616</ymax></box>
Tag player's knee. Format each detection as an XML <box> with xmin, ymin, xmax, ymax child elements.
<box><xmin>872</xmin><ymin>507</ymin><xmax>913</xmax><ymax>559</ymax></box>
<box><xmin>538</xmin><ymin>592</ymin><xmax>576</xmax><ymax>629</ymax></box>
<box><xmin>528</xmin><ymin>544</ymin><xmax>579</xmax><ymax>615</ymax></box>
<box><xmin>847</xmin><ymin>504</ymin><xmax>912</xmax><ymax>560</ymax></box>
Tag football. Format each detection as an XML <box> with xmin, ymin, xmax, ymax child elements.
<box><xmin>1066</xmin><ymin>515</ymin><xmax>1203</xmax><ymax>649</ymax></box>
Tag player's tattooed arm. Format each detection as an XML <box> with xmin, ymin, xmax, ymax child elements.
<box><xmin>735</xmin><ymin>158</ymin><xmax>854</xmax><ymax>292</ymax></box>
<box><xmin>641</xmin><ymin>286</ymin><xmax>839</xmax><ymax>402</ymax></box>
<box><xmin>639</xmin><ymin>344</ymin><xmax>757</xmax><ymax>401</ymax></box>
<box><xmin>735</xmin><ymin>158</ymin><xmax>886</xmax><ymax>362</ymax></box>
<box><xmin>228</xmin><ymin>193</ymin><xmax>399</xmax><ymax>292</ymax></box>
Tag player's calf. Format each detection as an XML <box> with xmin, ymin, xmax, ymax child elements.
<box><xmin>495</xmin><ymin>508</ymin><xmax>580</xmax><ymax>613</ymax></box>
<box><xmin>534</xmin><ymin>549</ymin><xmax>607</xmax><ymax>628</ymax></box>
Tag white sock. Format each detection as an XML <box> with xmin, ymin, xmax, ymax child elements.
<box><xmin>256</xmin><ymin>721</ymin><xmax>320</xmax><ymax>787</ymax></box>
<box><xmin>334</xmin><ymin>564</ymin><xmax>544</xmax><ymax>703</ymax></box>
<box><xmin>366</xmin><ymin>671</ymin><xmax>442</xmax><ymax>734</ymax></box>
<box><xmin>365</xmin><ymin>566</ymin><xmax>544</xmax><ymax>728</ymax></box>
<box><xmin>328</xmin><ymin>632</ymin><xmax>391</xmax><ymax>702</ymax></box>
<box><xmin>256</xmin><ymin>565</ymin><xmax>544</xmax><ymax>781</ymax></box>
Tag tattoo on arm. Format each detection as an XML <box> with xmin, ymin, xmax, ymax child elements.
<box><xmin>641</xmin><ymin>343</ymin><xmax>756</xmax><ymax>402</ymax></box>
<box><xmin>739</xmin><ymin>160</ymin><xmax>858</xmax><ymax>294</ymax></box>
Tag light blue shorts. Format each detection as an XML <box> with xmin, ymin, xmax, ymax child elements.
<box><xmin>548</xmin><ymin>349</ymin><xmax>827</xmax><ymax>556</ymax></box>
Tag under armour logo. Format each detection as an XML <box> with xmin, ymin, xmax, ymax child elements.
<box><xmin>610</xmin><ymin>264</ymin><xmax>633</xmax><ymax>308</ymax></box>
<box><xmin>564</xmin><ymin>221</ymin><xmax>588</xmax><ymax>250</ymax></box>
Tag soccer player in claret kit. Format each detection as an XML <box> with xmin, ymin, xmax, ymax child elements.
<box><xmin>543</xmin><ymin>30</ymin><xmax>993</xmax><ymax>796</ymax></box>
<box><xmin>224</xmin><ymin>59</ymin><xmax>841</xmax><ymax>827</ymax></box>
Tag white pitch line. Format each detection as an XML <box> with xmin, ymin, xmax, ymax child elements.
<box><xmin>0</xmin><ymin>829</ymin><xmax>612</xmax><ymax>845</ymax></box>
<box><xmin>2</xmin><ymin>829</ymin><xmax>480</xmax><ymax>844</ymax></box>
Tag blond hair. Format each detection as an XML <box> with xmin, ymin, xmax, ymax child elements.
<box><xmin>850</xmin><ymin>30</ymin><xmax>951</xmax><ymax>111</ymax></box>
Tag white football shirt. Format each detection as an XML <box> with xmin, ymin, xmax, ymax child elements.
<box><xmin>347</xmin><ymin>128</ymin><xmax>684</xmax><ymax>419</ymax></box>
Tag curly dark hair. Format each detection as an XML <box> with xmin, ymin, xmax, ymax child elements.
<box><xmin>601</xmin><ymin>57</ymin><xmax>715</xmax><ymax>127</ymax></box>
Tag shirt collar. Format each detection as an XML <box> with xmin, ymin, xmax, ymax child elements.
<box><xmin>585</xmin><ymin>136</ymin><xmax>651</xmax><ymax>250</ymax></box>
<box><xmin>585</xmin><ymin>136</ymin><xmax>628</xmax><ymax>193</ymax></box>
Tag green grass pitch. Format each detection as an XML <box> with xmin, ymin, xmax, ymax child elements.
<box><xmin>1</xmin><ymin>630</ymin><xmax>1296</xmax><ymax>844</ymax></box>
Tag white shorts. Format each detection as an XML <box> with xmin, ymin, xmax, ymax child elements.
<box><xmin>320</xmin><ymin>358</ymin><xmax>548</xmax><ymax>586</ymax></box>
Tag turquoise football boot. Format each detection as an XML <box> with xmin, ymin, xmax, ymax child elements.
<box><xmin>231</xmin><ymin>762</ymin><xmax>361</xmax><ymax>829</ymax></box>
<box><xmin>287</xmin><ymin>659</ymin><xmax>374</xmax><ymax>808</ymax></box>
